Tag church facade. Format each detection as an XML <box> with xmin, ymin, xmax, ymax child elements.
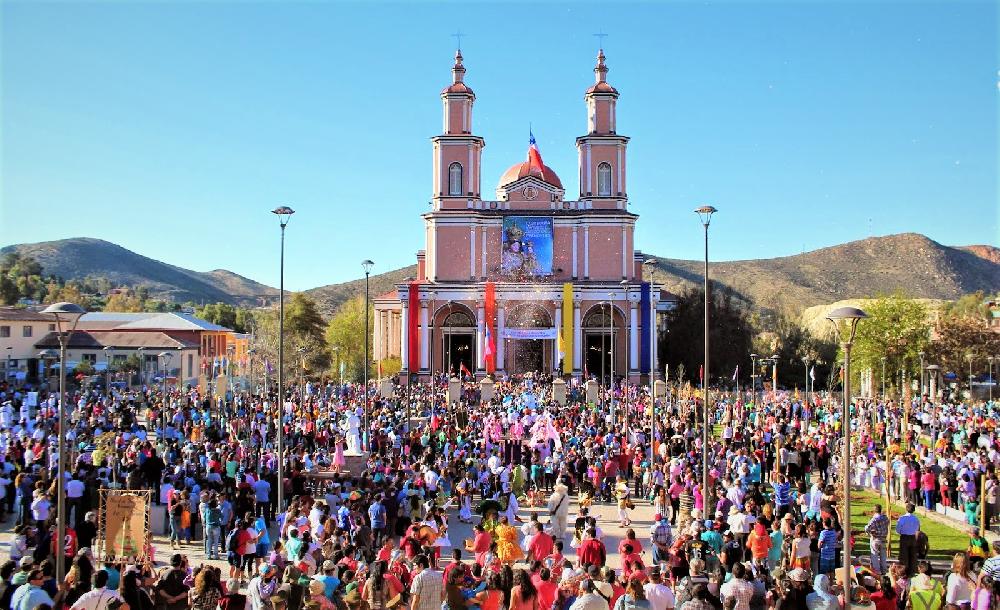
<box><xmin>373</xmin><ymin>49</ymin><xmax>670</xmax><ymax>381</ymax></box>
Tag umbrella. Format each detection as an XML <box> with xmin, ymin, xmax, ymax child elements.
<box><xmin>476</xmin><ymin>499</ymin><xmax>502</xmax><ymax>515</ymax></box>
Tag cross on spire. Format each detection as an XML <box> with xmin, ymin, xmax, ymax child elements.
<box><xmin>593</xmin><ymin>31</ymin><xmax>608</xmax><ymax>51</ymax></box>
<box><xmin>452</xmin><ymin>30</ymin><xmax>465</xmax><ymax>51</ymax></box>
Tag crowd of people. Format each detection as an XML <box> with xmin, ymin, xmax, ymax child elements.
<box><xmin>0</xmin><ymin>370</ymin><xmax>998</xmax><ymax>610</ymax></box>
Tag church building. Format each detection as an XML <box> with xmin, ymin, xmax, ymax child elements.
<box><xmin>373</xmin><ymin>49</ymin><xmax>669</xmax><ymax>381</ymax></box>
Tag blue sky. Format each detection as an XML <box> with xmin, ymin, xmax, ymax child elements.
<box><xmin>1</xmin><ymin>0</ymin><xmax>997</xmax><ymax>291</ymax></box>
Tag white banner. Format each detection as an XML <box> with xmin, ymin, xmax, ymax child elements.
<box><xmin>504</xmin><ymin>328</ymin><xmax>558</xmax><ymax>340</ymax></box>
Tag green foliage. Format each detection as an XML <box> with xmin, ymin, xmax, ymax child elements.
<box><xmin>1</xmin><ymin>252</ymin><xmax>49</xmax><ymax>305</ymax></box>
<box><xmin>325</xmin><ymin>294</ymin><xmax>373</xmax><ymax>382</ymax></box>
<box><xmin>927</xmin><ymin>314</ymin><xmax>1000</xmax><ymax>376</ymax></box>
<box><xmin>842</xmin><ymin>293</ymin><xmax>930</xmax><ymax>392</ymax></box>
<box><xmin>73</xmin><ymin>360</ymin><xmax>95</xmax><ymax>376</ymax></box>
<box><xmin>249</xmin><ymin>294</ymin><xmax>330</xmax><ymax>381</ymax></box>
<box><xmin>941</xmin><ymin>291</ymin><xmax>991</xmax><ymax>321</ymax></box>
<box><xmin>756</xmin><ymin>312</ymin><xmax>839</xmax><ymax>390</ymax></box>
<box><xmin>661</xmin><ymin>285</ymin><xmax>755</xmax><ymax>386</ymax></box>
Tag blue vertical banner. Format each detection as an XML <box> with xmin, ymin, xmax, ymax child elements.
<box><xmin>640</xmin><ymin>282</ymin><xmax>651</xmax><ymax>373</ymax></box>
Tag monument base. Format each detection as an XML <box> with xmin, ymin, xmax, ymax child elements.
<box><xmin>342</xmin><ymin>451</ymin><xmax>370</xmax><ymax>476</ymax></box>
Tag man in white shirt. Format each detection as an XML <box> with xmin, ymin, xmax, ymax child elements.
<box><xmin>66</xmin><ymin>474</ymin><xmax>86</xmax><ymax>527</ymax></box>
<box><xmin>644</xmin><ymin>566</ymin><xmax>676</xmax><ymax>610</ymax></box>
<box><xmin>70</xmin><ymin>569</ymin><xmax>125</xmax><ymax>610</ymax></box>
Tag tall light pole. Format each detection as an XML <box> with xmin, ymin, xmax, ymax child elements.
<box><xmin>272</xmin><ymin>205</ymin><xmax>295</xmax><ymax>514</ymax></box>
<box><xmin>802</xmin><ymin>356</ymin><xmax>810</xmax><ymax>404</ymax></box>
<box><xmin>750</xmin><ymin>353</ymin><xmax>758</xmax><ymax>402</ymax></box>
<box><xmin>362</xmin><ymin>259</ymin><xmax>374</xmax><ymax>451</ymax></box>
<box><xmin>158</xmin><ymin>351</ymin><xmax>174</xmax><ymax>448</ymax></box>
<box><xmin>103</xmin><ymin>346</ymin><xmax>113</xmax><ymax>395</ymax></box>
<box><xmin>826</xmin><ymin>306</ymin><xmax>868</xmax><ymax>597</ymax></box>
<box><xmin>967</xmin><ymin>353</ymin><xmax>975</xmax><ymax>398</ymax></box>
<box><xmin>608</xmin><ymin>291</ymin><xmax>616</xmax><ymax>425</ymax></box>
<box><xmin>642</xmin><ymin>258</ymin><xmax>657</xmax><ymax>465</ymax></box>
<box><xmin>771</xmin><ymin>354</ymin><xmax>780</xmax><ymax>393</ymax></box>
<box><xmin>695</xmin><ymin>205</ymin><xmax>717</xmax><ymax>509</ymax></box>
<box><xmin>41</xmin><ymin>302</ymin><xmax>86</xmax><ymax>582</ymax></box>
<box><xmin>880</xmin><ymin>356</ymin><xmax>886</xmax><ymax>402</ymax></box>
<box><xmin>620</xmin><ymin>279</ymin><xmax>629</xmax><ymax>428</ymax></box>
<box><xmin>918</xmin><ymin>350</ymin><xmax>925</xmax><ymax>400</ymax></box>
<box><xmin>989</xmin><ymin>356</ymin><xmax>995</xmax><ymax>402</ymax></box>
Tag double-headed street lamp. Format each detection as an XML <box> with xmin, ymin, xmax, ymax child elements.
<box><xmin>802</xmin><ymin>356</ymin><xmax>810</xmax><ymax>403</ymax></box>
<box><xmin>41</xmin><ymin>301</ymin><xmax>86</xmax><ymax>582</ymax></box>
<box><xmin>695</xmin><ymin>204</ymin><xmax>717</xmax><ymax>509</ymax></box>
<box><xmin>826</xmin><ymin>306</ymin><xmax>868</xmax><ymax>599</ymax></box>
<box><xmin>362</xmin><ymin>259</ymin><xmax>374</xmax><ymax>451</ymax></box>
<box><xmin>158</xmin><ymin>350</ymin><xmax>175</xmax><ymax>448</ymax></box>
<box><xmin>272</xmin><ymin>205</ymin><xmax>295</xmax><ymax>515</ymax></box>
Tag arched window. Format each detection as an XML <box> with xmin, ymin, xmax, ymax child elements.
<box><xmin>442</xmin><ymin>311</ymin><xmax>475</xmax><ymax>327</ymax></box>
<box><xmin>448</xmin><ymin>162</ymin><xmax>463</xmax><ymax>196</ymax></box>
<box><xmin>597</xmin><ymin>162</ymin><xmax>612</xmax><ymax>196</ymax></box>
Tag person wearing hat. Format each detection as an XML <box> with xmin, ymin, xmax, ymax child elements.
<box><xmin>248</xmin><ymin>563</ymin><xmax>278</xmax><ymax>610</ymax></box>
<box><xmin>77</xmin><ymin>511</ymin><xmax>98</xmax><ymax>551</ymax></box>
<box><xmin>314</xmin><ymin>560</ymin><xmax>340</xmax><ymax>599</ymax></box>
<box><xmin>308</xmin><ymin>579</ymin><xmax>336</xmax><ymax>610</ymax></box>
<box><xmin>774</xmin><ymin>569</ymin><xmax>812</xmax><ymax>610</ymax></box>
<box><xmin>649</xmin><ymin>514</ymin><xmax>673</xmax><ymax>565</ymax></box>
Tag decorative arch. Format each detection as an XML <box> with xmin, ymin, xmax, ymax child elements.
<box><xmin>582</xmin><ymin>303</ymin><xmax>625</xmax><ymax>328</ymax></box>
<box><xmin>597</xmin><ymin>162</ymin><xmax>612</xmax><ymax>196</ymax></box>
<box><xmin>432</xmin><ymin>301</ymin><xmax>477</xmax><ymax>328</ymax></box>
<box><xmin>506</xmin><ymin>302</ymin><xmax>553</xmax><ymax>329</ymax></box>
<box><xmin>448</xmin><ymin>162</ymin><xmax>464</xmax><ymax>196</ymax></box>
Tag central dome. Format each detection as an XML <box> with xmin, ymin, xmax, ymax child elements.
<box><xmin>498</xmin><ymin>161</ymin><xmax>563</xmax><ymax>190</ymax></box>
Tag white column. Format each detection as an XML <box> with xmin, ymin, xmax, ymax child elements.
<box><xmin>572</xmin><ymin>226</ymin><xmax>579</xmax><ymax>278</ymax></box>
<box><xmin>420</xmin><ymin>302</ymin><xmax>429</xmax><ymax>371</ymax></box>
<box><xmin>629</xmin><ymin>302</ymin><xmax>639</xmax><ymax>371</ymax></box>
<box><xmin>554</xmin><ymin>306</ymin><xmax>562</xmax><ymax>371</ymax></box>
<box><xmin>373</xmin><ymin>310</ymin><xmax>382</xmax><ymax>361</ymax></box>
<box><xmin>621</xmin><ymin>226</ymin><xmax>627</xmax><ymax>278</ymax></box>
<box><xmin>476</xmin><ymin>302</ymin><xmax>486</xmax><ymax>371</ymax></box>
<box><xmin>400</xmin><ymin>301</ymin><xmax>409</xmax><ymax>370</ymax></box>
<box><xmin>480</xmin><ymin>226</ymin><xmax>487</xmax><ymax>278</ymax></box>
<box><xmin>470</xmin><ymin>226</ymin><xmax>476</xmax><ymax>279</ymax></box>
<box><xmin>583</xmin><ymin>226</ymin><xmax>590</xmax><ymax>278</ymax></box>
<box><xmin>497</xmin><ymin>304</ymin><xmax>506</xmax><ymax>371</ymax></box>
<box><xmin>573</xmin><ymin>302</ymin><xmax>582</xmax><ymax>373</ymax></box>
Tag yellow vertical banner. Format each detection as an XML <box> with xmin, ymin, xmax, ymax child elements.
<box><xmin>562</xmin><ymin>283</ymin><xmax>574</xmax><ymax>375</ymax></box>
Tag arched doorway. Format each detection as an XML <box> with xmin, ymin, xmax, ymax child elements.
<box><xmin>505</xmin><ymin>303</ymin><xmax>553</xmax><ymax>374</ymax></box>
<box><xmin>582</xmin><ymin>304</ymin><xmax>624</xmax><ymax>382</ymax></box>
<box><xmin>435</xmin><ymin>304</ymin><xmax>476</xmax><ymax>375</ymax></box>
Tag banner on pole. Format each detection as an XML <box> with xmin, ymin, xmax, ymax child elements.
<box><xmin>98</xmin><ymin>489</ymin><xmax>152</xmax><ymax>564</ymax></box>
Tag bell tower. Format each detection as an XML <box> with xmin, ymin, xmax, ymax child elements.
<box><xmin>576</xmin><ymin>49</ymin><xmax>629</xmax><ymax>209</ymax></box>
<box><xmin>432</xmin><ymin>50</ymin><xmax>485</xmax><ymax>210</ymax></box>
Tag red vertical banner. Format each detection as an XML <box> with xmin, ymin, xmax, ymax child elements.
<box><xmin>408</xmin><ymin>281</ymin><xmax>420</xmax><ymax>373</ymax></box>
<box><xmin>484</xmin><ymin>281</ymin><xmax>496</xmax><ymax>373</ymax></box>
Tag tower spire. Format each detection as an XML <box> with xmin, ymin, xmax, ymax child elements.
<box><xmin>452</xmin><ymin>49</ymin><xmax>465</xmax><ymax>84</ymax></box>
<box><xmin>595</xmin><ymin>48</ymin><xmax>608</xmax><ymax>84</ymax></box>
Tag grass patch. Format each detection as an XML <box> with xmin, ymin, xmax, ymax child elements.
<box><xmin>849</xmin><ymin>489</ymin><xmax>968</xmax><ymax>562</ymax></box>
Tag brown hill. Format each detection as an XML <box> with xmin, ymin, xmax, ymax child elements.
<box><xmin>0</xmin><ymin>238</ymin><xmax>278</xmax><ymax>306</ymax></box>
<box><xmin>308</xmin><ymin>233</ymin><xmax>1000</xmax><ymax>319</ymax></box>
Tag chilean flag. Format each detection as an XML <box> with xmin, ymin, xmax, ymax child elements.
<box><xmin>528</xmin><ymin>131</ymin><xmax>545</xmax><ymax>173</ymax></box>
<box><xmin>484</xmin><ymin>325</ymin><xmax>495</xmax><ymax>359</ymax></box>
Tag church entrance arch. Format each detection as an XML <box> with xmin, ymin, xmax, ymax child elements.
<box><xmin>582</xmin><ymin>303</ymin><xmax>624</xmax><ymax>383</ymax></box>
<box><xmin>505</xmin><ymin>303</ymin><xmax>553</xmax><ymax>374</ymax></box>
<box><xmin>434</xmin><ymin>304</ymin><xmax>476</xmax><ymax>375</ymax></box>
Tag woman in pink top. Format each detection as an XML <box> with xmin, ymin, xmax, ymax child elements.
<box><xmin>920</xmin><ymin>469</ymin><xmax>937</xmax><ymax>511</ymax></box>
<box><xmin>509</xmin><ymin>569</ymin><xmax>539</xmax><ymax>610</ymax></box>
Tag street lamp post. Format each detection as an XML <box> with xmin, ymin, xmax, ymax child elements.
<box><xmin>272</xmin><ymin>205</ymin><xmax>295</xmax><ymax>515</ymax></box>
<box><xmin>918</xmin><ymin>351</ymin><xmax>925</xmax><ymax>401</ymax></box>
<box><xmin>802</xmin><ymin>356</ymin><xmax>810</xmax><ymax>404</ymax></box>
<box><xmin>771</xmin><ymin>354</ymin><xmax>780</xmax><ymax>393</ymax></box>
<box><xmin>609</xmin><ymin>292</ymin><xmax>616</xmax><ymax>426</ymax></box>
<box><xmin>967</xmin><ymin>353</ymin><xmax>975</xmax><ymax>398</ymax></box>
<box><xmin>989</xmin><ymin>356</ymin><xmax>995</xmax><ymax>402</ymax></box>
<box><xmin>103</xmin><ymin>346</ymin><xmax>113</xmax><ymax>396</ymax></box>
<box><xmin>826</xmin><ymin>306</ymin><xmax>868</xmax><ymax>599</ymax></box>
<box><xmin>5</xmin><ymin>346</ymin><xmax>12</xmax><ymax>385</ymax></box>
<box><xmin>881</xmin><ymin>356</ymin><xmax>886</xmax><ymax>401</ymax></box>
<box><xmin>642</xmin><ymin>258</ymin><xmax>658</xmax><ymax>466</ymax></box>
<box><xmin>695</xmin><ymin>204</ymin><xmax>717</xmax><ymax>509</ymax></box>
<box><xmin>41</xmin><ymin>302</ymin><xmax>86</xmax><ymax>582</ymax></box>
<box><xmin>750</xmin><ymin>353</ymin><xmax>758</xmax><ymax>402</ymax></box>
<box><xmin>362</xmin><ymin>259</ymin><xmax>374</xmax><ymax>451</ymax></box>
<box><xmin>158</xmin><ymin>351</ymin><xmax>174</xmax><ymax>448</ymax></box>
<box><xmin>619</xmin><ymin>279</ymin><xmax>629</xmax><ymax>429</ymax></box>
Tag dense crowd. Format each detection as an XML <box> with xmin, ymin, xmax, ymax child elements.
<box><xmin>0</xmin><ymin>371</ymin><xmax>999</xmax><ymax>610</ymax></box>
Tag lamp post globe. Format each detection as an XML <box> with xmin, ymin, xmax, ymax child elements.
<box><xmin>271</xmin><ymin>205</ymin><xmax>295</xmax><ymax>514</ymax></box>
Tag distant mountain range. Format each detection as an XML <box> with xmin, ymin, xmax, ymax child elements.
<box><xmin>3</xmin><ymin>234</ymin><xmax>998</xmax><ymax>320</ymax></box>
<box><xmin>0</xmin><ymin>238</ymin><xmax>278</xmax><ymax>306</ymax></box>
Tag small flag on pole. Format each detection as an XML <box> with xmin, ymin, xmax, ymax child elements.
<box><xmin>809</xmin><ymin>366</ymin><xmax>816</xmax><ymax>381</ymax></box>
<box><xmin>732</xmin><ymin>365</ymin><xmax>739</xmax><ymax>382</ymax></box>
<box><xmin>265</xmin><ymin>360</ymin><xmax>273</xmax><ymax>374</ymax></box>
<box><xmin>484</xmin><ymin>325</ymin><xmax>495</xmax><ymax>358</ymax></box>
<box><xmin>460</xmin><ymin>362</ymin><xmax>472</xmax><ymax>378</ymax></box>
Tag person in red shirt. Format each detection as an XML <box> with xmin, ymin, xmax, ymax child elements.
<box><xmin>531</xmin><ymin>568</ymin><xmax>559</xmax><ymax>610</ymax></box>
<box><xmin>467</xmin><ymin>523</ymin><xmax>492</xmax><ymax>566</ymax></box>
<box><xmin>527</xmin><ymin>523</ymin><xmax>554</xmax><ymax>563</ymax></box>
<box><xmin>576</xmin><ymin>527</ymin><xmax>606</xmax><ymax>568</ymax></box>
